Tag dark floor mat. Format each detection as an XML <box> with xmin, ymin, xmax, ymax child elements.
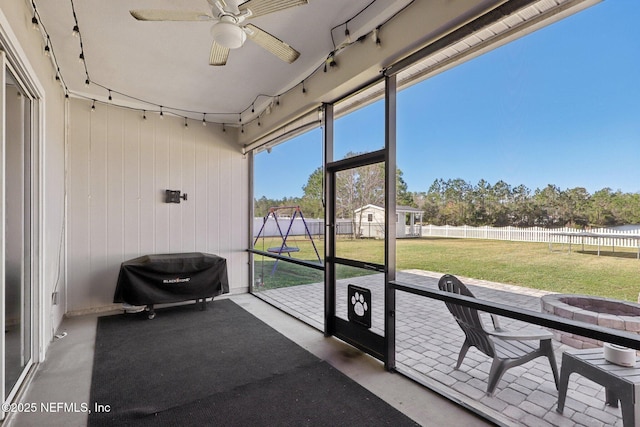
<box><xmin>88</xmin><ymin>299</ymin><xmax>418</xmax><ymax>426</ymax></box>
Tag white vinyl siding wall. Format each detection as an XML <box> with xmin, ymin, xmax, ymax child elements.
<box><xmin>66</xmin><ymin>99</ymin><xmax>248</xmax><ymax>313</ymax></box>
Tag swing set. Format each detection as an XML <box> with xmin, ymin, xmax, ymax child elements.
<box><xmin>253</xmin><ymin>206</ymin><xmax>322</xmax><ymax>276</ymax></box>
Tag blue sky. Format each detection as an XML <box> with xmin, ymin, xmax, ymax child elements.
<box><xmin>256</xmin><ymin>0</ymin><xmax>640</xmax><ymax>199</ymax></box>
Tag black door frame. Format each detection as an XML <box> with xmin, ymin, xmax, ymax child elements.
<box><xmin>323</xmin><ymin>74</ymin><xmax>397</xmax><ymax>369</ymax></box>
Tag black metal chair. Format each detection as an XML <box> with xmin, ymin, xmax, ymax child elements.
<box><xmin>438</xmin><ymin>274</ymin><xmax>560</xmax><ymax>396</ymax></box>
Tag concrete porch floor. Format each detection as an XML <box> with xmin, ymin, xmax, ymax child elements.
<box><xmin>5</xmin><ymin>292</ymin><xmax>490</xmax><ymax>427</ymax></box>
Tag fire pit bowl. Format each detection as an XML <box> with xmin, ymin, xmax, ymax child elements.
<box><xmin>541</xmin><ymin>294</ymin><xmax>640</xmax><ymax>348</ymax></box>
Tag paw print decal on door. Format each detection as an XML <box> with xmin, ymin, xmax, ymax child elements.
<box><xmin>351</xmin><ymin>291</ymin><xmax>368</xmax><ymax>317</ymax></box>
<box><xmin>347</xmin><ymin>284</ymin><xmax>371</xmax><ymax>329</ymax></box>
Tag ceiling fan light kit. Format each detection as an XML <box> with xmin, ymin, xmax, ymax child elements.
<box><xmin>211</xmin><ymin>20</ymin><xmax>246</xmax><ymax>49</ymax></box>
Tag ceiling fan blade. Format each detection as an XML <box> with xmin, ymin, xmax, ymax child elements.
<box><xmin>129</xmin><ymin>10</ymin><xmax>213</xmax><ymax>21</ymax></box>
<box><xmin>245</xmin><ymin>24</ymin><xmax>300</xmax><ymax>63</ymax></box>
<box><xmin>207</xmin><ymin>0</ymin><xmax>227</xmax><ymax>9</ymax></box>
<box><xmin>210</xmin><ymin>41</ymin><xmax>230</xmax><ymax>66</ymax></box>
<box><xmin>238</xmin><ymin>0</ymin><xmax>308</xmax><ymax>19</ymax></box>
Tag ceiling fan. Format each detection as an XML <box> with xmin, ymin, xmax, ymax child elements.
<box><xmin>130</xmin><ymin>0</ymin><xmax>308</xmax><ymax>66</ymax></box>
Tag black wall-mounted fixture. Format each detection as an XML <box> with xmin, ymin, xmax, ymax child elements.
<box><xmin>165</xmin><ymin>190</ymin><xmax>187</xmax><ymax>203</ymax></box>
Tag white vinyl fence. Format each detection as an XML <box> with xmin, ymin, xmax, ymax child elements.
<box><xmin>421</xmin><ymin>224</ymin><xmax>640</xmax><ymax>250</ymax></box>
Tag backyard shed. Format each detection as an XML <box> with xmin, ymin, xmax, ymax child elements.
<box><xmin>354</xmin><ymin>205</ymin><xmax>423</xmax><ymax>239</ymax></box>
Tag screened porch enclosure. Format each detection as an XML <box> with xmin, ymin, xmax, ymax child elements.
<box><xmin>249</xmin><ymin>0</ymin><xmax>640</xmax><ymax>425</ymax></box>
<box><xmin>1</xmin><ymin>0</ymin><xmax>639</xmax><ymax>426</ymax></box>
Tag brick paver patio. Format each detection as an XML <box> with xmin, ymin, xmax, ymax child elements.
<box><xmin>255</xmin><ymin>270</ymin><xmax>626</xmax><ymax>427</ymax></box>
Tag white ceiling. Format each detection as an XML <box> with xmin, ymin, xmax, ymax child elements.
<box><xmin>35</xmin><ymin>0</ymin><xmax>413</xmax><ymax>124</ymax></box>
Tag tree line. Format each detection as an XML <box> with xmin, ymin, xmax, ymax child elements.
<box><xmin>255</xmin><ymin>157</ymin><xmax>640</xmax><ymax>229</ymax></box>
<box><xmin>415</xmin><ymin>179</ymin><xmax>640</xmax><ymax>228</ymax></box>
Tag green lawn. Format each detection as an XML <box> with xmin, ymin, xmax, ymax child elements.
<box><xmin>253</xmin><ymin>236</ymin><xmax>640</xmax><ymax>301</ymax></box>
<box><xmin>396</xmin><ymin>238</ymin><xmax>640</xmax><ymax>301</ymax></box>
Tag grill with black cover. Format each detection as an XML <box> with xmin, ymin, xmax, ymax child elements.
<box><xmin>114</xmin><ymin>252</ymin><xmax>229</xmax><ymax>318</ymax></box>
